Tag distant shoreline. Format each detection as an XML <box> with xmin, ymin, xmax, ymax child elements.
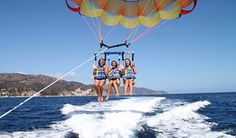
<box><xmin>0</xmin><ymin>94</ymin><xmax>163</xmax><ymax>98</ymax></box>
<box><xmin>1</xmin><ymin>92</ymin><xmax>235</xmax><ymax>98</ymax></box>
<box><xmin>0</xmin><ymin>73</ymin><xmax>166</xmax><ymax>97</ymax></box>
<box><xmin>0</xmin><ymin>95</ymin><xmax>95</xmax><ymax>98</ymax></box>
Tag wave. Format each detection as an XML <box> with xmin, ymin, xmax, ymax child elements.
<box><xmin>10</xmin><ymin>97</ymin><xmax>235</xmax><ymax>138</ymax></box>
<box><xmin>61</xmin><ymin>97</ymin><xmax>165</xmax><ymax>138</ymax></box>
<box><xmin>145</xmin><ymin>100</ymin><xmax>234</xmax><ymax>138</ymax></box>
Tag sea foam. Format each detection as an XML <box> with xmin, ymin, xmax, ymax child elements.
<box><xmin>61</xmin><ymin>97</ymin><xmax>165</xmax><ymax>138</ymax></box>
<box><xmin>146</xmin><ymin>100</ymin><xmax>234</xmax><ymax>138</ymax></box>
<box><xmin>11</xmin><ymin>97</ymin><xmax>235</xmax><ymax>138</ymax></box>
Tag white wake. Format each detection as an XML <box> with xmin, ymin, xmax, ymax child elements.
<box><xmin>145</xmin><ymin>100</ymin><xmax>234</xmax><ymax>138</ymax></box>
<box><xmin>61</xmin><ymin>97</ymin><xmax>165</xmax><ymax>138</ymax></box>
<box><xmin>10</xmin><ymin>97</ymin><xmax>235</xmax><ymax>138</ymax></box>
<box><xmin>12</xmin><ymin>97</ymin><xmax>165</xmax><ymax>138</ymax></box>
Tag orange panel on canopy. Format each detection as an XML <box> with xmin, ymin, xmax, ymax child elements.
<box><xmin>72</xmin><ymin>0</ymin><xmax>83</xmax><ymax>6</ymax></box>
<box><xmin>155</xmin><ymin>0</ymin><xmax>176</xmax><ymax>10</ymax></box>
<box><xmin>92</xmin><ymin>0</ymin><xmax>108</xmax><ymax>9</ymax></box>
<box><xmin>177</xmin><ymin>0</ymin><xmax>193</xmax><ymax>8</ymax></box>
<box><xmin>67</xmin><ymin>0</ymin><xmax>197</xmax><ymax>28</ymax></box>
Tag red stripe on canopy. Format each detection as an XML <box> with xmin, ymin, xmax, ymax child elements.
<box><xmin>66</xmin><ymin>0</ymin><xmax>81</xmax><ymax>12</ymax></box>
<box><xmin>180</xmin><ymin>0</ymin><xmax>197</xmax><ymax>15</ymax></box>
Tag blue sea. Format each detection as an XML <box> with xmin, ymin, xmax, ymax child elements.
<box><xmin>0</xmin><ymin>92</ymin><xmax>235</xmax><ymax>138</ymax></box>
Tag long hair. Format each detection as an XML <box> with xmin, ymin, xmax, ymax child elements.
<box><xmin>98</xmin><ymin>58</ymin><xmax>105</xmax><ymax>67</ymax></box>
<box><xmin>124</xmin><ymin>58</ymin><xmax>131</xmax><ymax>67</ymax></box>
<box><xmin>111</xmin><ymin>60</ymin><xmax>118</xmax><ymax>68</ymax></box>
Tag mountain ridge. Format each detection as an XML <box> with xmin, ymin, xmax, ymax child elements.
<box><xmin>0</xmin><ymin>73</ymin><xmax>167</xmax><ymax>97</ymax></box>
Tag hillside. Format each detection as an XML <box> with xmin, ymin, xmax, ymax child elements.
<box><xmin>0</xmin><ymin>73</ymin><xmax>94</xmax><ymax>96</ymax></box>
<box><xmin>0</xmin><ymin>73</ymin><xmax>166</xmax><ymax>97</ymax></box>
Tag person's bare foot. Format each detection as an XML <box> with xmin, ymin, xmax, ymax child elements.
<box><xmin>100</xmin><ymin>96</ymin><xmax>103</xmax><ymax>102</ymax></box>
<box><xmin>97</xmin><ymin>97</ymin><xmax>100</xmax><ymax>102</ymax></box>
<box><xmin>105</xmin><ymin>97</ymin><xmax>109</xmax><ymax>101</ymax></box>
<box><xmin>124</xmin><ymin>93</ymin><xmax>127</xmax><ymax>96</ymax></box>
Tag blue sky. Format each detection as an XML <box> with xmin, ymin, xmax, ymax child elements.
<box><xmin>0</xmin><ymin>0</ymin><xmax>236</xmax><ymax>93</ymax></box>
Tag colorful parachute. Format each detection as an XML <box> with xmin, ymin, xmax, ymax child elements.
<box><xmin>66</xmin><ymin>0</ymin><xmax>197</xmax><ymax>47</ymax></box>
<box><xmin>66</xmin><ymin>0</ymin><xmax>197</xmax><ymax>29</ymax></box>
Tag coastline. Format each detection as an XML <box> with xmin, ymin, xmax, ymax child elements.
<box><xmin>1</xmin><ymin>92</ymin><xmax>235</xmax><ymax>98</ymax></box>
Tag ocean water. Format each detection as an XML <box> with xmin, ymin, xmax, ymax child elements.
<box><xmin>0</xmin><ymin>92</ymin><xmax>235</xmax><ymax>138</ymax></box>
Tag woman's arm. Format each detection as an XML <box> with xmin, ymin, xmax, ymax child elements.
<box><xmin>132</xmin><ymin>63</ymin><xmax>137</xmax><ymax>74</ymax></box>
<box><xmin>104</xmin><ymin>66</ymin><xmax>109</xmax><ymax>77</ymax></box>
<box><xmin>118</xmin><ymin>65</ymin><xmax>125</xmax><ymax>77</ymax></box>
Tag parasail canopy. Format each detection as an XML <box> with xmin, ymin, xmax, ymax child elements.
<box><xmin>67</xmin><ymin>0</ymin><xmax>197</xmax><ymax>28</ymax></box>
<box><xmin>66</xmin><ymin>0</ymin><xmax>197</xmax><ymax>47</ymax></box>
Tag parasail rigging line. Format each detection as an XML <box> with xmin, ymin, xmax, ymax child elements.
<box><xmin>0</xmin><ymin>48</ymin><xmax>108</xmax><ymax>120</ymax></box>
<box><xmin>131</xmin><ymin>0</ymin><xmax>195</xmax><ymax>44</ymax></box>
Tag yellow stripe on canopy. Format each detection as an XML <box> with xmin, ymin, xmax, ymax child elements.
<box><xmin>120</xmin><ymin>17</ymin><xmax>140</xmax><ymax>29</ymax></box>
<box><xmin>140</xmin><ymin>12</ymin><xmax>161</xmax><ymax>27</ymax></box>
<box><xmin>160</xmin><ymin>4</ymin><xmax>181</xmax><ymax>20</ymax></box>
<box><xmin>100</xmin><ymin>11</ymin><xmax>122</xmax><ymax>26</ymax></box>
<box><xmin>79</xmin><ymin>0</ymin><xmax>183</xmax><ymax>28</ymax></box>
<box><xmin>80</xmin><ymin>0</ymin><xmax>102</xmax><ymax>17</ymax></box>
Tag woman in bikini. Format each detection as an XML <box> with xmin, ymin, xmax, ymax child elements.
<box><xmin>122</xmin><ymin>58</ymin><xmax>136</xmax><ymax>96</ymax></box>
<box><xmin>106</xmin><ymin>60</ymin><xmax>122</xmax><ymax>100</ymax></box>
<box><xmin>93</xmin><ymin>58</ymin><xmax>108</xmax><ymax>102</ymax></box>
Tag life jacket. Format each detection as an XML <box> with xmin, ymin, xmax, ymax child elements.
<box><xmin>108</xmin><ymin>68</ymin><xmax>120</xmax><ymax>79</ymax></box>
<box><xmin>123</xmin><ymin>66</ymin><xmax>136</xmax><ymax>79</ymax></box>
<box><xmin>94</xmin><ymin>66</ymin><xmax>106</xmax><ymax>80</ymax></box>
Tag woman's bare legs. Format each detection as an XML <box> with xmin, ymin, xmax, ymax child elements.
<box><xmin>94</xmin><ymin>80</ymin><xmax>101</xmax><ymax>101</ymax></box>
<box><xmin>106</xmin><ymin>79</ymin><xmax>120</xmax><ymax>100</ymax></box>
<box><xmin>106</xmin><ymin>81</ymin><xmax>113</xmax><ymax>100</ymax></box>
<box><xmin>113</xmin><ymin>80</ymin><xmax>120</xmax><ymax>96</ymax></box>
<box><xmin>128</xmin><ymin>79</ymin><xmax>134</xmax><ymax>96</ymax></box>
<box><xmin>124</xmin><ymin>80</ymin><xmax>128</xmax><ymax>95</ymax></box>
<box><xmin>98</xmin><ymin>80</ymin><xmax>106</xmax><ymax>102</ymax></box>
